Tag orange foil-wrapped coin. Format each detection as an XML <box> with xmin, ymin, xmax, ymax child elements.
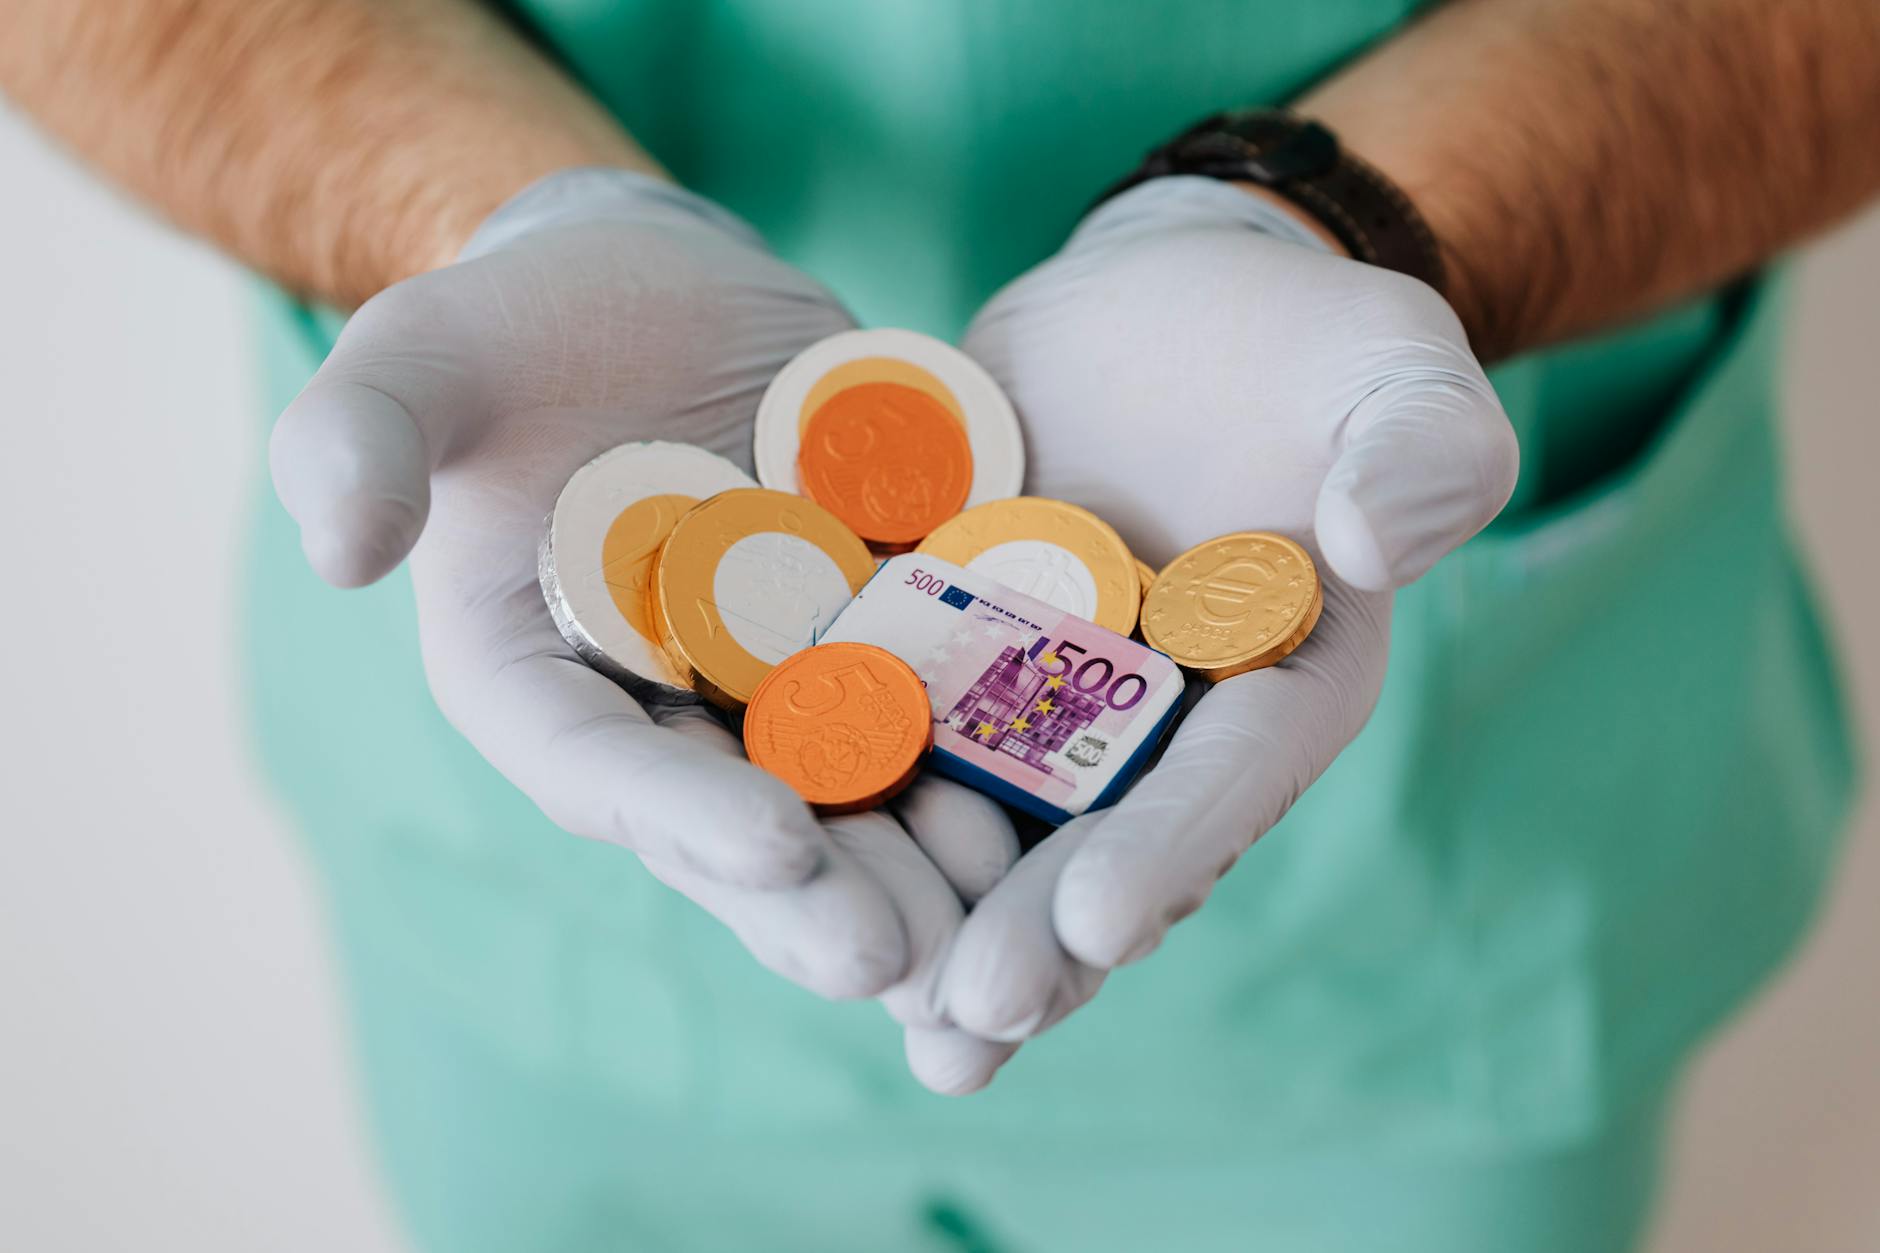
<box><xmin>796</xmin><ymin>382</ymin><xmax>973</xmax><ymax>549</ymax></box>
<box><xmin>742</xmin><ymin>642</ymin><xmax>933</xmax><ymax>814</ymax></box>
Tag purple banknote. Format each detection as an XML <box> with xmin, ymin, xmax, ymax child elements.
<box><xmin>816</xmin><ymin>554</ymin><xmax>1184</xmax><ymax>823</ymax></box>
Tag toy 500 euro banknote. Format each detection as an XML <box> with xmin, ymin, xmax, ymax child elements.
<box><xmin>817</xmin><ymin>554</ymin><xmax>1184</xmax><ymax>824</ymax></box>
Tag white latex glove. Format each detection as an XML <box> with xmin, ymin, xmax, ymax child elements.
<box><xmin>941</xmin><ymin>177</ymin><xmax>1519</xmax><ymax>1043</ymax></box>
<box><xmin>269</xmin><ymin>169</ymin><xmax>1018</xmax><ymax>1092</ymax></box>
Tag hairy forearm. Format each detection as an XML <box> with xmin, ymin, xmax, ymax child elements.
<box><xmin>0</xmin><ymin>0</ymin><xmax>655</xmax><ymax>305</ymax></box>
<box><xmin>1301</xmin><ymin>0</ymin><xmax>1880</xmax><ymax>361</ymax></box>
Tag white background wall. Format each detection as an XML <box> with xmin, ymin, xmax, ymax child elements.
<box><xmin>0</xmin><ymin>100</ymin><xmax>1875</xmax><ymax>1251</ymax></box>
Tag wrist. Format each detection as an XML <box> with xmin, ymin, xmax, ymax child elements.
<box><xmin>297</xmin><ymin>129</ymin><xmax>659</xmax><ymax>307</ymax></box>
<box><xmin>458</xmin><ymin>167</ymin><xmax>764</xmax><ymax>263</ymax></box>
<box><xmin>366</xmin><ymin>133</ymin><xmax>660</xmax><ymax>296</ymax></box>
<box><xmin>1094</xmin><ymin>110</ymin><xmax>1445</xmax><ymax>300</ymax></box>
<box><xmin>1296</xmin><ymin>87</ymin><xmax>1498</xmax><ymax>357</ymax></box>
<box><xmin>291</xmin><ymin>0</ymin><xmax>664</xmax><ymax>303</ymax></box>
<box><xmin>1227</xmin><ymin>182</ymin><xmax>1350</xmax><ymax>256</ymax></box>
<box><xmin>1074</xmin><ymin>176</ymin><xmax>1346</xmax><ymax>258</ymax></box>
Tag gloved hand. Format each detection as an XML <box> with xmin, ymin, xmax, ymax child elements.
<box><xmin>270</xmin><ymin>168</ymin><xmax>1019</xmax><ymax>1093</ymax></box>
<box><xmin>941</xmin><ymin>176</ymin><xmax>1520</xmax><ymax>1045</ymax></box>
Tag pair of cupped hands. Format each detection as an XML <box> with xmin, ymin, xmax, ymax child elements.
<box><xmin>272</xmin><ymin>169</ymin><xmax>1517</xmax><ymax>1094</ymax></box>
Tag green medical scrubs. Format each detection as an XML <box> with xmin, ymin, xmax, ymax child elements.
<box><xmin>247</xmin><ymin>4</ymin><xmax>1857</xmax><ymax>1250</ymax></box>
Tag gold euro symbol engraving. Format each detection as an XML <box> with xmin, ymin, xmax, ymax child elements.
<box><xmin>1192</xmin><ymin>558</ymin><xmax>1278</xmax><ymax>627</ymax></box>
<box><xmin>1141</xmin><ymin>533</ymin><xmax>1322</xmax><ymax>682</ymax></box>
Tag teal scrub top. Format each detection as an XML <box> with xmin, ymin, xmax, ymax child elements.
<box><xmin>245</xmin><ymin>3</ymin><xmax>1857</xmax><ymax>1249</ymax></box>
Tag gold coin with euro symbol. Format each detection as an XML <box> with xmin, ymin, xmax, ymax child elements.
<box><xmin>1139</xmin><ymin>532</ymin><xmax>1323</xmax><ymax>681</ymax></box>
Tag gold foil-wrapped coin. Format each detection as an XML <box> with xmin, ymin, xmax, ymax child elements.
<box><xmin>1139</xmin><ymin>532</ymin><xmax>1323</xmax><ymax>681</ymax></box>
<box><xmin>650</xmin><ymin>489</ymin><xmax>875</xmax><ymax>709</ymax></box>
<box><xmin>1136</xmin><ymin>559</ymin><xmax>1157</xmax><ymax>601</ymax></box>
<box><xmin>915</xmin><ymin>497</ymin><xmax>1141</xmax><ymax>636</ymax></box>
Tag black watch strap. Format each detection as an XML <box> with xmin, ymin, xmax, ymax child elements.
<box><xmin>1097</xmin><ymin>109</ymin><xmax>1446</xmax><ymax>295</ymax></box>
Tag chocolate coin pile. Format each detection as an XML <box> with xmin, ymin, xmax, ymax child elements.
<box><xmin>539</xmin><ymin>329</ymin><xmax>1323</xmax><ymax>815</ymax></box>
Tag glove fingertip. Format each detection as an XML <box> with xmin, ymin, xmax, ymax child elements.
<box><xmin>940</xmin><ymin>929</ymin><xmax>1057</xmax><ymax>1042</ymax></box>
<box><xmin>948</xmin><ymin>1002</ymin><xmax>1051</xmax><ymax>1045</ymax></box>
<box><xmin>1053</xmin><ymin>847</ymin><xmax>1168</xmax><ymax>970</ymax></box>
<box><xmin>796</xmin><ymin>934</ymin><xmax>909</xmax><ymax>1001</ymax></box>
<box><xmin>273</xmin><ymin>379</ymin><xmax>435</xmax><ymax>589</ymax></box>
<box><xmin>682</xmin><ymin>815</ymin><xmax>828</xmax><ymax>891</ymax></box>
<box><xmin>296</xmin><ymin>490</ymin><xmax>428</xmax><ymax>589</ymax></box>
<box><xmin>890</xmin><ymin>779</ymin><xmax>1021</xmax><ymax>905</ymax></box>
<box><xmin>1320</xmin><ymin>373</ymin><xmax>1522</xmax><ymax>592</ymax></box>
<box><xmin>1313</xmin><ymin>484</ymin><xmax>1399</xmax><ymax>593</ymax></box>
<box><xmin>814</xmin><ymin>906</ymin><xmax>912</xmax><ymax>1002</ymax></box>
<box><xmin>1054</xmin><ymin>905</ymin><xmax>1154</xmax><ymax>972</ymax></box>
<box><xmin>904</xmin><ymin>1027</ymin><xmax>1018</xmax><ymax>1097</ymax></box>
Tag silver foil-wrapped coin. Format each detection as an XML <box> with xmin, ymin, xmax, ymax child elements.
<box><xmin>538</xmin><ymin>440</ymin><xmax>756</xmax><ymax>702</ymax></box>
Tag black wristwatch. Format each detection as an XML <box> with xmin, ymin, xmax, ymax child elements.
<box><xmin>1097</xmin><ymin>109</ymin><xmax>1446</xmax><ymax>295</ymax></box>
